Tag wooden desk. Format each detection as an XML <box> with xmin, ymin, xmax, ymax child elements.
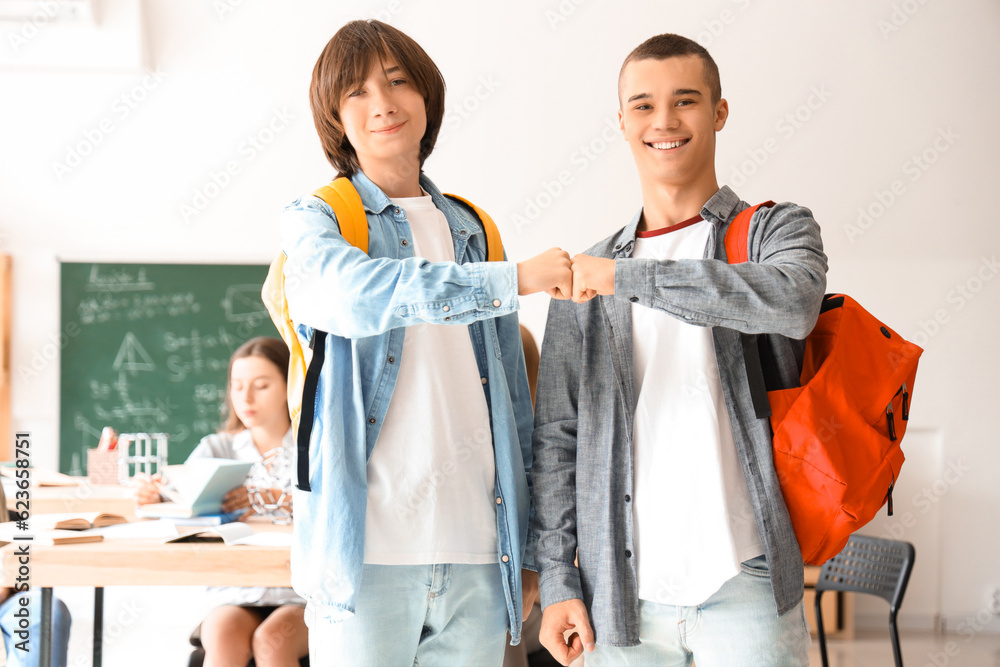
<box><xmin>4</xmin><ymin>483</ymin><xmax>137</xmax><ymax>520</ymax></box>
<box><xmin>0</xmin><ymin>520</ymin><xmax>293</xmax><ymax>666</ymax></box>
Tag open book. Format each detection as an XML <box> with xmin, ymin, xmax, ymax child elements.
<box><xmin>28</xmin><ymin>512</ymin><xmax>128</xmax><ymax>531</ymax></box>
<box><xmin>136</xmin><ymin>459</ymin><xmax>253</xmax><ymax>519</ymax></box>
<box><xmin>0</xmin><ymin>523</ymin><xmax>104</xmax><ymax>546</ymax></box>
<box><xmin>164</xmin><ymin>522</ymin><xmax>292</xmax><ymax>547</ymax></box>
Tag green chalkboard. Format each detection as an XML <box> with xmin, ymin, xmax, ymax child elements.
<box><xmin>59</xmin><ymin>262</ymin><xmax>278</xmax><ymax>474</ymax></box>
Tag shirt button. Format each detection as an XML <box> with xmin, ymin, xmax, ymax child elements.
<box><xmin>629</xmin><ymin>296</ymin><xmax>639</xmax><ymax>303</ymax></box>
<box><xmin>368</xmin><ymin>417</ymin><xmax>376</xmax><ymax>424</ymax></box>
<box><xmin>460</xmin><ymin>229</ymin><xmax>467</xmax><ymax>236</ymax></box>
<box><xmin>501</xmin><ymin>555</ymin><xmax>509</xmax><ymax>563</ymax></box>
<box><xmin>481</xmin><ymin>377</ymin><xmax>487</xmax><ymax>385</ymax></box>
<box><xmin>625</xmin><ymin>494</ymin><xmax>631</xmax><ymax>502</ymax></box>
<box><xmin>388</xmin><ymin>356</ymin><xmax>395</xmax><ymax>364</ymax></box>
<box><xmin>401</xmin><ymin>239</ymin><xmax>408</xmax><ymax>247</ymax></box>
<box><xmin>443</xmin><ymin>305</ymin><xmax>450</xmax><ymax>312</ymax></box>
<box><xmin>445</xmin><ymin>316</ymin><xmax>451</xmax><ymax>321</ymax></box>
<box><xmin>625</xmin><ymin>549</ymin><xmax>632</xmax><ymax>558</ymax></box>
<box><xmin>394</xmin><ymin>207</ymin><xmax>401</xmax><ymax>215</ymax></box>
<box><xmin>496</xmin><ymin>497</ymin><xmax>502</xmax><ymax>505</ymax></box>
<box><xmin>492</xmin><ymin>299</ymin><xmax>501</xmax><ymax>307</ymax></box>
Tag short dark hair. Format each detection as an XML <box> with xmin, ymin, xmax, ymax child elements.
<box><xmin>309</xmin><ymin>20</ymin><xmax>446</xmax><ymax>178</ymax></box>
<box><xmin>221</xmin><ymin>336</ymin><xmax>290</xmax><ymax>433</ymax></box>
<box><xmin>619</xmin><ymin>34</ymin><xmax>722</xmax><ymax>106</ymax></box>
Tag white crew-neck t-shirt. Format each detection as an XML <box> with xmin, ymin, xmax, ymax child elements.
<box><xmin>630</xmin><ymin>214</ymin><xmax>764</xmax><ymax>606</ymax></box>
<box><xmin>363</xmin><ymin>193</ymin><xmax>498</xmax><ymax>565</ymax></box>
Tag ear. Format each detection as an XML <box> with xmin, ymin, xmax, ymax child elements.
<box><xmin>714</xmin><ymin>98</ymin><xmax>729</xmax><ymax>132</ymax></box>
<box><xmin>618</xmin><ymin>108</ymin><xmax>625</xmax><ymax>135</ymax></box>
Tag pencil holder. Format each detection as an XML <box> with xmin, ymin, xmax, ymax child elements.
<box><xmin>86</xmin><ymin>448</ymin><xmax>120</xmax><ymax>485</ymax></box>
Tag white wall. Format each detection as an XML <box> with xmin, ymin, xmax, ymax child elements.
<box><xmin>1</xmin><ymin>0</ymin><xmax>998</xmax><ymax>635</ymax></box>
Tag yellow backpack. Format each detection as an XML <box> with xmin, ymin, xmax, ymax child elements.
<box><xmin>261</xmin><ymin>177</ymin><xmax>504</xmax><ymax>490</ymax></box>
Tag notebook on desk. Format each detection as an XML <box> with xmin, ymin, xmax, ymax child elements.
<box><xmin>136</xmin><ymin>459</ymin><xmax>253</xmax><ymax>519</ymax></box>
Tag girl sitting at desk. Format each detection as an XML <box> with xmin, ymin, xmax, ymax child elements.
<box><xmin>135</xmin><ymin>336</ymin><xmax>308</xmax><ymax>667</ymax></box>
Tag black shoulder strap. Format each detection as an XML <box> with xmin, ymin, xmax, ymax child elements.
<box><xmin>296</xmin><ymin>330</ymin><xmax>327</xmax><ymax>491</ymax></box>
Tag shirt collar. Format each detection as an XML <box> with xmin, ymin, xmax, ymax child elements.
<box><xmin>349</xmin><ymin>169</ymin><xmax>483</xmax><ymax>240</ymax></box>
<box><xmin>612</xmin><ymin>185</ymin><xmax>740</xmax><ymax>258</ymax></box>
<box><xmin>232</xmin><ymin>428</ymin><xmax>295</xmax><ymax>459</ymax></box>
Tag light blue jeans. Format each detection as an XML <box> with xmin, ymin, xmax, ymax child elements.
<box><xmin>0</xmin><ymin>591</ymin><xmax>72</xmax><ymax>667</ymax></box>
<box><xmin>588</xmin><ymin>556</ymin><xmax>810</xmax><ymax>667</ymax></box>
<box><xmin>307</xmin><ymin>563</ymin><xmax>508</xmax><ymax>667</ymax></box>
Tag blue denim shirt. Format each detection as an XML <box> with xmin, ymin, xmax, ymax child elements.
<box><xmin>531</xmin><ymin>186</ymin><xmax>828</xmax><ymax>646</ymax></box>
<box><xmin>281</xmin><ymin>171</ymin><xmax>536</xmax><ymax>643</ymax></box>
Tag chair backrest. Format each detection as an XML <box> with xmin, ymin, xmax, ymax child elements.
<box><xmin>816</xmin><ymin>534</ymin><xmax>915</xmax><ymax>611</ymax></box>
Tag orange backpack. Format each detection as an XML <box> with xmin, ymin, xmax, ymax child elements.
<box><xmin>726</xmin><ymin>202</ymin><xmax>924</xmax><ymax>565</ymax></box>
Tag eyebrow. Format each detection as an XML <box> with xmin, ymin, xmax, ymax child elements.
<box><xmin>626</xmin><ymin>88</ymin><xmax>704</xmax><ymax>103</ymax></box>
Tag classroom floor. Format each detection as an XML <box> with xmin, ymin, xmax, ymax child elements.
<box><xmin>44</xmin><ymin>586</ymin><xmax>1000</xmax><ymax>666</ymax></box>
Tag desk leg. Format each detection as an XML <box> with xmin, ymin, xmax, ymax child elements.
<box><xmin>94</xmin><ymin>587</ymin><xmax>104</xmax><ymax>667</ymax></box>
<box><xmin>40</xmin><ymin>587</ymin><xmax>52</xmax><ymax>667</ymax></box>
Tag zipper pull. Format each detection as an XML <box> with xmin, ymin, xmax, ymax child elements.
<box><xmin>886</xmin><ymin>402</ymin><xmax>897</xmax><ymax>441</ymax></box>
<box><xmin>886</xmin><ymin>477</ymin><xmax>895</xmax><ymax>516</ymax></box>
<box><xmin>902</xmin><ymin>382</ymin><xmax>910</xmax><ymax>421</ymax></box>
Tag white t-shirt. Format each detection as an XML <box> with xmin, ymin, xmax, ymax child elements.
<box><xmin>188</xmin><ymin>428</ymin><xmax>303</xmax><ymax>607</ymax></box>
<box><xmin>630</xmin><ymin>215</ymin><xmax>764</xmax><ymax>606</ymax></box>
<box><xmin>363</xmin><ymin>193</ymin><xmax>498</xmax><ymax>565</ymax></box>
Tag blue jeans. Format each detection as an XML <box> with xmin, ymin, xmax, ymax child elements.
<box><xmin>588</xmin><ymin>556</ymin><xmax>810</xmax><ymax>667</ymax></box>
<box><xmin>0</xmin><ymin>591</ymin><xmax>72</xmax><ymax>667</ymax></box>
<box><xmin>306</xmin><ymin>563</ymin><xmax>508</xmax><ymax>667</ymax></box>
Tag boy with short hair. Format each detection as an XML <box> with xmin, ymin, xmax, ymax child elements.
<box><xmin>282</xmin><ymin>20</ymin><xmax>571</xmax><ymax>665</ymax></box>
<box><xmin>531</xmin><ymin>33</ymin><xmax>828</xmax><ymax>666</ymax></box>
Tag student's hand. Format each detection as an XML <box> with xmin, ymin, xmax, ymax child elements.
<box><xmin>131</xmin><ymin>473</ymin><xmax>163</xmax><ymax>506</ymax></box>
<box><xmin>570</xmin><ymin>255</ymin><xmax>615</xmax><ymax>303</ymax></box>
<box><xmin>540</xmin><ymin>598</ymin><xmax>595</xmax><ymax>666</ymax></box>
<box><xmin>517</xmin><ymin>248</ymin><xmax>573</xmax><ymax>299</ymax></box>
<box><xmin>221</xmin><ymin>485</ymin><xmax>252</xmax><ymax>514</ymax></box>
<box><xmin>521</xmin><ymin>569</ymin><xmax>539</xmax><ymax>621</ymax></box>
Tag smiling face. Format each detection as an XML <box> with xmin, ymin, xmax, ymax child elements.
<box><xmin>618</xmin><ymin>55</ymin><xmax>728</xmax><ymax>189</ymax></box>
<box><xmin>229</xmin><ymin>355</ymin><xmax>288</xmax><ymax>432</ymax></box>
<box><xmin>338</xmin><ymin>59</ymin><xmax>428</xmax><ymax>178</ymax></box>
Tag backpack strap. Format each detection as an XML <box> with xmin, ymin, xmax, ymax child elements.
<box><xmin>724</xmin><ymin>200</ymin><xmax>775</xmax><ymax>264</ymax></box>
<box><xmin>312</xmin><ymin>177</ymin><xmax>369</xmax><ymax>254</ymax></box>
<box><xmin>290</xmin><ymin>177</ymin><xmax>368</xmax><ymax>491</ymax></box>
<box><xmin>724</xmin><ymin>201</ymin><xmax>776</xmax><ymax>419</ymax></box>
<box><xmin>444</xmin><ymin>193</ymin><xmax>505</xmax><ymax>261</ymax></box>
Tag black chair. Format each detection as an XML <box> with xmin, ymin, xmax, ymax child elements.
<box><xmin>814</xmin><ymin>534</ymin><xmax>915</xmax><ymax>667</ymax></box>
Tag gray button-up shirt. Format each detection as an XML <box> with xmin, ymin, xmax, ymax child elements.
<box><xmin>530</xmin><ymin>186</ymin><xmax>828</xmax><ymax>647</ymax></box>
